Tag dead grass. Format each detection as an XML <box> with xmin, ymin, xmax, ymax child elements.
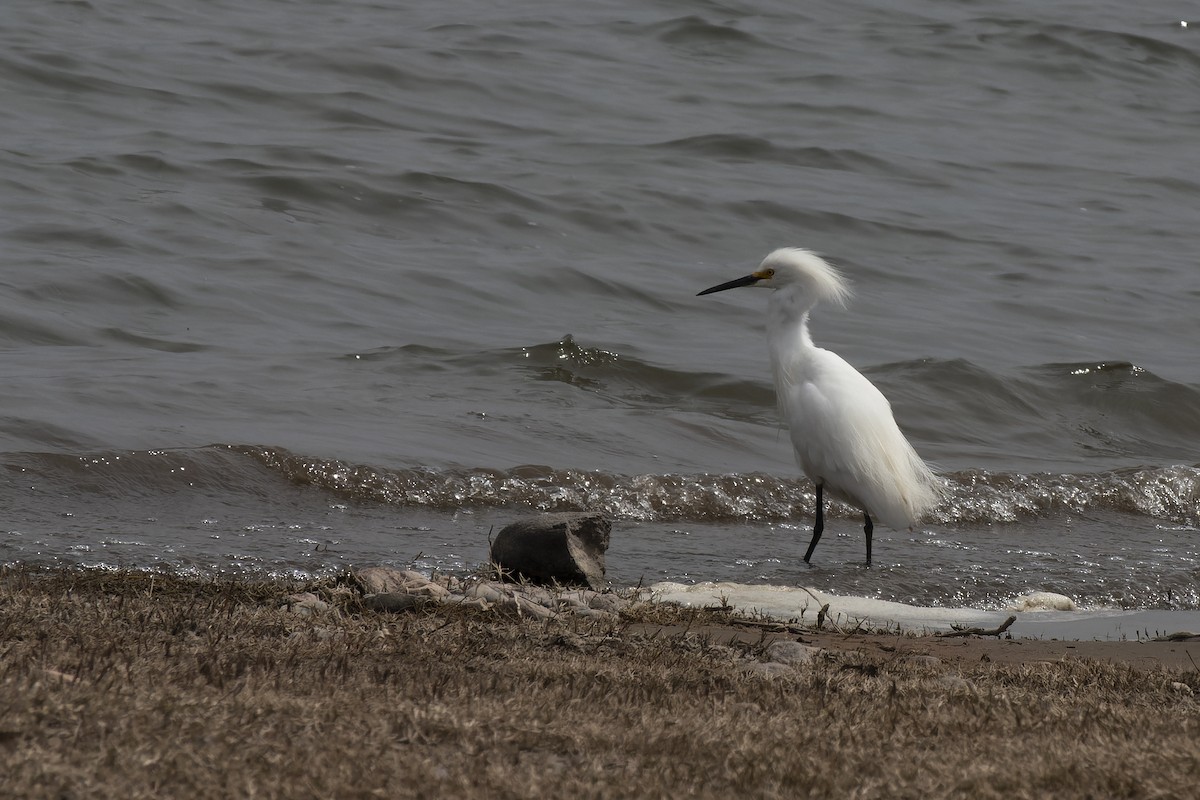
<box><xmin>1</xmin><ymin>566</ymin><xmax>1198</xmax><ymax>799</ymax></box>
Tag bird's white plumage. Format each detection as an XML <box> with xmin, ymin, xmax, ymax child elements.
<box><xmin>759</xmin><ymin>248</ymin><xmax>939</xmax><ymax>530</ymax></box>
<box><xmin>699</xmin><ymin>247</ymin><xmax>940</xmax><ymax>560</ymax></box>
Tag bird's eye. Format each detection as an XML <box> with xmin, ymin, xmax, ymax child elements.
<box><xmin>763</xmin><ymin>269</ymin><xmax>775</xmax><ymax>278</ymax></box>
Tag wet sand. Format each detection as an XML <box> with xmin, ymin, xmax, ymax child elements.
<box><xmin>633</xmin><ymin>622</ymin><xmax>1200</xmax><ymax>670</ymax></box>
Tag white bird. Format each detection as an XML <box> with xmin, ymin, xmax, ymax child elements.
<box><xmin>697</xmin><ymin>247</ymin><xmax>940</xmax><ymax>564</ymax></box>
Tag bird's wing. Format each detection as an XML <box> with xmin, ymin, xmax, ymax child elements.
<box><xmin>775</xmin><ymin>348</ymin><xmax>939</xmax><ymax>528</ymax></box>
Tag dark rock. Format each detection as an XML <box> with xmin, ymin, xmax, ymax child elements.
<box><xmin>490</xmin><ymin>513</ymin><xmax>610</xmax><ymax>590</ymax></box>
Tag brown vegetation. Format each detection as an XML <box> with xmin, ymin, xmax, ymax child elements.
<box><xmin>1</xmin><ymin>567</ymin><xmax>1197</xmax><ymax>799</ymax></box>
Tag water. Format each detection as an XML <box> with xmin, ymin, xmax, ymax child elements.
<box><xmin>2</xmin><ymin>1</ymin><xmax>1198</xmax><ymax>630</ymax></box>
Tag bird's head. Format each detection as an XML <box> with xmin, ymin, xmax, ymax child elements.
<box><xmin>697</xmin><ymin>248</ymin><xmax>852</xmax><ymax>307</ymax></box>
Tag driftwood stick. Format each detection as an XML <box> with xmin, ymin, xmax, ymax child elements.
<box><xmin>937</xmin><ymin>615</ymin><xmax>1017</xmax><ymax>638</ymax></box>
<box><xmin>725</xmin><ymin>617</ymin><xmax>811</xmax><ymax>637</ymax></box>
<box><xmin>1152</xmin><ymin>631</ymin><xmax>1200</xmax><ymax>642</ymax></box>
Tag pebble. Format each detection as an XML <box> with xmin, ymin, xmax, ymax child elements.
<box><xmin>765</xmin><ymin>640</ymin><xmax>822</xmax><ymax>665</ymax></box>
<box><xmin>284</xmin><ymin>592</ymin><xmax>331</xmax><ymax>616</ymax></box>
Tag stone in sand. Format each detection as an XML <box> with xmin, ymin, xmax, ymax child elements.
<box><xmin>356</xmin><ymin>566</ymin><xmax>427</xmax><ymax>594</ymax></box>
<box><xmin>490</xmin><ymin>512</ymin><xmax>610</xmax><ymax>590</ymax></box>
<box><xmin>284</xmin><ymin>592</ymin><xmax>331</xmax><ymax>616</ymax></box>
<box><xmin>765</xmin><ymin>640</ymin><xmax>822</xmax><ymax>666</ymax></box>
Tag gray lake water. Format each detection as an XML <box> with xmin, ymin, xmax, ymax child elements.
<box><xmin>2</xmin><ymin>0</ymin><xmax>1198</xmax><ymax>618</ymax></box>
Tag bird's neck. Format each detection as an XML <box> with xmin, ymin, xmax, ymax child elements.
<box><xmin>767</xmin><ymin>288</ymin><xmax>816</xmax><ymax>350</ymax></box>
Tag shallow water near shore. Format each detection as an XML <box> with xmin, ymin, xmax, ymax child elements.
<box><xmin>3</xmin><ymin>445</ymin><xmax>1198</xmax><ymax>639</ymax></box>
<box><xmin>2</xmin><ymin>2</ymin><xmax>1198</xmax><ymax>634</ymax></box>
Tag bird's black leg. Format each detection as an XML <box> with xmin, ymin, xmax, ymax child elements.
<box><xmin>863</xmin><ymin>512</ymin><xmax>873</xmax><ymax>565</ymax></box>
<box><xmin>803</xmin><ymin>483</ymin><xmax>824</xmax><ymax>564</ymax></box>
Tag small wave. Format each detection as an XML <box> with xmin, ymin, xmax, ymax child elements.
<box><xmin>343</xmin><ymin>334</ymin><xmax>777</xmax><ymax>421</ymax></box>
<box><xmin>649</xmin><ymin>15</ymin><xmax>772</xmax><ymax>50</ymax></box>
<box><xmin>518</xmin><ymin>335</ymin><xmax>775</xmax><ymax>415</ymax></box>
<box><xmin>335</xmin><ymin>340</ymin><xmax>1200</xmax><ymax>470</ymax></box>
<box><xmin>228</xmin><ymin>445</ymin><xmax>1200</xmax><ymax>527</ymax></box>
<box><xmin>977</xmin><ymin>20</ymin><xmax>1200</xmax><ymax>78</ymax></box>
<box><xmin>648</xmin><ymin>135</ymin><xmax>934</xmax><ymax>181</ymax></box>
<box><xmin>231</xmin><ymin>444</ymin><xmax>799</xmax><ymax>521</ymax></box>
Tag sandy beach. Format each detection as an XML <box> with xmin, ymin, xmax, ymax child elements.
<box><xmin>2</xmin><ymin>566</ymin><xmax>1198</xmax><ymax>799</ymax></box>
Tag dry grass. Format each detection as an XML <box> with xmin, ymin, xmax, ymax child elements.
<box><xmin>1</xmin><ymin>567</ymin><xmax>1198</xmax><ymax>799</ymax></box>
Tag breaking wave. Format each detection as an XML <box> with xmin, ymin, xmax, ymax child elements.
<box><xmin>230</xmin><ymin>445</ymin><xmax>1200</xmax><ymax>527</ymax></box>
<box><xmin>6</xmin><ymin>445</ymin><xmax>1195</xmax><ymax>528</ymax></box>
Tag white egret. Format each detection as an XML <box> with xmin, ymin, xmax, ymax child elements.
<box><xmin>698</xmin><ymin>248</ymin><xmax>940</xmax><ymax>564</ymax></box>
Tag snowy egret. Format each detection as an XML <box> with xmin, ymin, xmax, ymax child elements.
<box><xmin>697</xmin><ymin>248</ymin><xmax>940</xmax><ymax>564</ymax></box>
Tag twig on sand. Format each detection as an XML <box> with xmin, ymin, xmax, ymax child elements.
<box><xmin>796</xmin><ymin>586</ymin><xmax>847</xmax><ymax>635</ymax></box>
<box><xmin>937</xmin><ymin>615</ymin><xmax>1017</xmax><ymax>638</ymax></box>
<box><xmin>725</xmin><ymin>617</ymin><xmax>811</xmax><ymax>637</ymax></box>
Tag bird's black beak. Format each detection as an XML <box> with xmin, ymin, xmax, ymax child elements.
<box><xmin>696</xmin><ymin>274</ymin><xmax>760</xmax><ymax>296</ymax></box>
